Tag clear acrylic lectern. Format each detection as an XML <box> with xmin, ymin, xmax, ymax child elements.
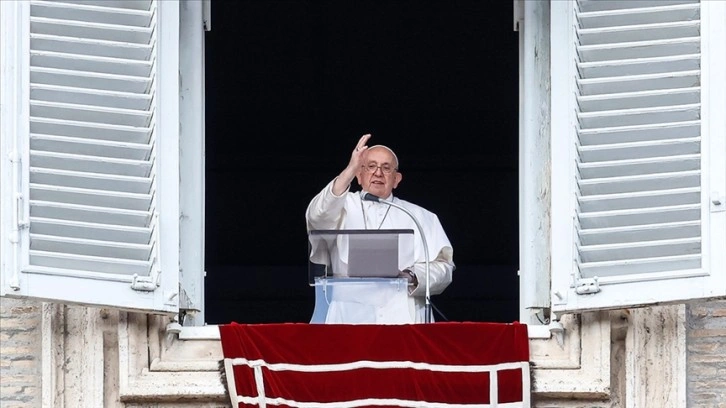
<box><xmin>308</xmin><ymin>229</ymin><xmax>415</xmax><ymax>324</ymax></box>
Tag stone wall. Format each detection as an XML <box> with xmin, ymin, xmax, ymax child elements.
<box><xmin>0</xmin><ymin>298</ymin><xmax>42</xmax><ymax>408</ymax></box>
<box><xmin>3</xmin><ymin>296</ymin><xmax>726</xmax><ymax>407</ymax></box>
<box><xmin>687</xmin><ymin>300</ymin><xmax>726</xmax><ymax>408</ymax></box>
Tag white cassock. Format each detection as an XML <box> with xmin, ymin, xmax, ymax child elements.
<box><xmin>306</xmin><ymin>179</ymin><xmax>455</xmax><ymax>324</ymax></box>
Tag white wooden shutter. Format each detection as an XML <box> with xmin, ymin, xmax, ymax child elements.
<box><xmin>550</xmin><ymin>0</ymin><xmax>726</xmax><ymax>313</ymax></box>
<box><xmin>0</xmin><ymin>0</ymin><xmax>180</xmax><ymax>313</ymax></box>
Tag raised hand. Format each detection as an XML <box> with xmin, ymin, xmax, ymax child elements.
<box><xmin>333</xmin><ymin>133</ymin><xmax>371</xmax><ymax>195</ymax></box>
<box><xmin>347</xmin><ymin>133</ymin><xmax>371</xmax><ymax>172</ymax></box>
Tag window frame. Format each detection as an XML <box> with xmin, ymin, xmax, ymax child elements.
<box><xmin>516</xmin><ymin>0</ymin><xmax>552</xmax><ymax>335</ymax></box>
<box><xmin>178</xmin><ymin>0</ymin><xmax>207</xmax><ymax>326</ymax></box>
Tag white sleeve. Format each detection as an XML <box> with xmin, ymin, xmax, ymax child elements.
<box><xmin>305</xmin><ymin>178</ymin><xmax>349</xmax><ymax>230</ymax></box>
<box><xmin>408</xmin><ymin>248</ymin><xmax>454</xmax><ymax>296</ymax></box>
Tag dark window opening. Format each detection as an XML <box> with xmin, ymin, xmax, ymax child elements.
<box><xmin>204</xmin><ymin>1</ymin><xmax>519</xmax><ymax>324</ymax></box>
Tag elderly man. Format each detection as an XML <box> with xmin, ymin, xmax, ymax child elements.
<box><xmin>306</xmin><ymin>134</ymin><xmax>455</xmax><ymax>323</ymax></box>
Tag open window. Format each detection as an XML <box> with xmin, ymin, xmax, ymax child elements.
<box><xmin>5</xmin><ymin>0</ymin><xmax>721</xmax><ymax>327</ymax></box>
<box><xmin>549</xmin><ymin>0</ymin><xmax>726</xmax><ymax>314</ymax></box>
<box><xmin>4</xmin><ymin>0</ymin><xmax>522</xmax><ymax>327</ymax></box>
<box><xmin>0</xmin><ymin>0</ymin><xmax>184</xmax><ymax>314</ymax></box>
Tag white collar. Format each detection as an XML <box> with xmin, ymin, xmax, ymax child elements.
<box><xmin>360</xmin><ymin>190</ymin><xmax>394</xmax><ymax>202</ymax></box>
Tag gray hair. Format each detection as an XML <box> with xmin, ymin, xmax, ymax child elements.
<box><xmin>368</xmin><ymin>145</ymin><xmax>400</xmax><ymax>169</ymax></box>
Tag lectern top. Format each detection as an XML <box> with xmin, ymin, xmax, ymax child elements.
<box><xmin>307</xmin><ymin>229</ymin><xmax>415</xmax><ymax>284</ymax></box>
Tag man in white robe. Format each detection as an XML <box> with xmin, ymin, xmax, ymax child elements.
<box><xmin>306</xmin><ymin>134</ymin><xmax>455</xmax><ymax>324</ymax></box>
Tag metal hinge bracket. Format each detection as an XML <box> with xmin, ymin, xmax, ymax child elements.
<box><xmin>179</xmin><ymin>286</ymin><xmax>200</xmax><ymax>312</ymax></box>
<box><xmin>575</xmin><ymin>277</ymin><xmax>601</xmax><ymax>295</ymax></box>
<box><xmin>130</xmin><ymin>273</ymin><xmax>159</xmax><ymax>292</ymax></box>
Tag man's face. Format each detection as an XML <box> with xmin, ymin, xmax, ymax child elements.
<box><xmin>356</xmin><ymin>147</ymin><xmax>402</xmax><ymax>198</ymax></box>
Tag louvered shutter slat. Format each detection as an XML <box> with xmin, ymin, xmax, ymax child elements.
<box><xmin>580</xmin><ymin>204</ymin><xmax>701</xmax><ymax>228</ymax></box>
<box><xmin>30</xmin><ymin>52</ymin><xmax>152</xmax><ymax>77</ymax></box>
<box><xmin>31</xmin><ymin>135</ymin><xmax>152</xmax><ymax>160</ymax></box>
<box><xmin>31</xmin><ymin>151</ymin><xmax>151</xmax><ymax>176</ymax></box>
<box><xmin>574</xmin><ymin>1</ymin><xmax>703</xmax><ymax>279</ymax></box>
<box><xmin>578</xmin><ymin>121</ymin><xmax>700</xmax><ymax>144</ymax></box>
<box><xmin>579</xmin><ymin>138</ymin><xmax>700</xmax><ymax>161</ymax></box>
<box><xmin>31</xmin><ymin>101</ymin><xmax>152</xmax><ymax>127</ymax></box>
<box><xmin>31</xmin><ymin>34</ymin><xmax>153</xmax><ymax>60</ymax></box>
<box><xmin>578</xmin><ymin>38</ymin><xmax>700</xmax><ymax>62</ymax></box>
<box><xmin>579</xmin><ymin>71</ymin><xmax>700</xmax><ymax>94</ymax></box>
<box><xmin>579</xmin><ymin>88</ymin><xmax>700</xmax><ymax>112</ymax></box>
<box><xmin>57</xmin><ymin>1</ymin><xmax>153</xmax><ymax>11</ymax></box>
<box><xmin>31</xmin><ymin>118</ymin><xmax>152</xmax><ymax>143</ymax></box>
<box><xmin>580</xmin><ymin>237</ymin><xmax>700</xmax><ymax>262</ymax></box>
<box><xmin>579</xmin><ymin>187</ymin><xmax>700</xmax><ymax>212</ymax></box>
<box><xmin>31</xmin><ymin>85</ymin><xmax>152</xmax><ymax>110</ymax></box>
<box><xmin>31</xmin><ymin>18</ymin><xmax>153</xmax><ymax>44</ymax></box>
<box><xmin>27</xmin><ymin>0</ymin><xmax>159</xmax><ymax>278</ymax></box>
<box><xmin>29</xmin><ymin>251</ymin><xmax>151</xmax><ymax>275</ymax></box>
<box><xmin>578</xmin><ymin>21</ymin><xmax>700</xmax><ymax>45</ymax></box>
<box><xmin>579</xmin><ymin>155</ymin><xmax>701</xmax><ymax>178</ymax></box>
<box><xmin>578</xmin><ymin>0</ymin><xmax>699</xmax><ymax>14</ymax></box>
<box><xmin>579</xmin><ymin>171</ymin><xmax>700</xmax><ymax>195</ymax></box>
<box><xmin>578</xmin><ymin>255</ymin><xmax>701</xmax><ymax>276</ymax></box>
<box><xmin>579</xmin><ymin>55</ymin><xmax>700</xmax><ymax>79</ymax></box>
<box><xmin>30</xmin><ymin>184</ymin><xmax>152</xmax><ymax>211</ymax></box>
<box><xmin>31</xmin><ymin>68</ymin><xmax>152</xmax><ymax>94</ymax></box>
<box><xmin>580</xmin><ymin>221</ymin><xmax>700</xmax><ymax>245</ymax></box>
<box><xmin>31</xmin><ymin>1</ymin><xmax>153</xmax><ymax>27</ymax></box>
<box><xmin>30</xmin><ymin>218</ymin><xmax>152</xmax><ymax>244</ymax></box>
<box><xmin>31</xmin><ymin>234</ymin><xmax>152</xmax><ymax>260</ymax></box>
<box><xmin>577</xmin><ymin>3</ymin><xmax>700</xmax><ymax>28</ymax></box>
<box><xmin>30</xmin><ymin>201</ymin><xmax>151</xmax><ymax>227</ymax></box>
<box><xmin>30</xmin><ymin>169</ymin><xmax>151</xmax><ymax>194</ymax></box>
<box><xmin>578</xmin><ymin>105</ymin><xmax>700</xmax><ymax>128</ymax></box>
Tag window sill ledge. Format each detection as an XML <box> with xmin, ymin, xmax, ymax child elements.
<box><xmin>179</xmin><ymin>325</ymin><xmax>221</xmax><ymax>340</ymax></box>
<box><xmin>178</xmin><ymin>323</ymin><xmax>553</xmax><ymax>340</ymax></box>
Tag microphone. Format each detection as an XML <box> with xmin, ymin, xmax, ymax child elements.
<box><xmin>362</xmin><ymin>193</ymin><xmax>433</xmax><ymax>323</ymax></box>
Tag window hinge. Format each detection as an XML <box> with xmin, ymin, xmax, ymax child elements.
<box><xmin>8</xmin><ymin>151</ymin><xmax>26</xmax><ymax>291</ymax></box>
<box><xmin>549</xmin><ymin>319</ymin><xmax>566</xmax><ymax>348</ymax></box>
<box><xmin>552</xmin><ymin>289</ymin><xmax>566</xmax><ymax>306</ymax></box>
<box><xmin>178</xmin><ymin>286</ymin><xmax>201</xmax><ymax>312</ymax></box>
<box><xmin>130</xmin><ymin>273</ymin><xmax>159</xmax><ymax>291</ymax></box>
<box><xmin>575</xmin><ymin>277</ymin><xmax>601</xmax><ymax>295</ymax></box>
<box><xmin>202</xmin><ymin>0</ymin><xmax>211</xmax><ymax>31</ymax></box>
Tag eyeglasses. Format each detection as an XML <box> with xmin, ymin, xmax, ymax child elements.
<box><xmin>362</xmin><ymin>163</ymin><xmax>397</xmax><ymax>174</ymax></box>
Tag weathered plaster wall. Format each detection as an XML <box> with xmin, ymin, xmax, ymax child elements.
<box><xmin>532</xmin><ymin>306</ymin><xmax>685</xmax><ymax>408</ymax></box>
<box><xmin>3</xmin><ymin>299</ymin><xmax>724</xmax><ymax>407</ymax></box>
<box><xmin>687</xmin><ymin>300</ymin><xmax>726</xmax><ymax>407</ymax></box>
<box><xmin>626</xmin><ymin>306</ymin><xmax>687</xmax><ymax>407</ymax></box>
<box><xmin>0</xmin><ymin>298</ymin><xmax>42</xmax><ymax>408</ymax></box>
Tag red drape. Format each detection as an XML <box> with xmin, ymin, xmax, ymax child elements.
<box><xmin>219</xmin><ymin>322</ymin><xmax>529</xmax><ymax>407</ymax></box>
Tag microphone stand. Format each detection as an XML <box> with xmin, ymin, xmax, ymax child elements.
<box><xmin>362</xmin><ymin>193</ymin><xmax>432</xmax><ymax>323</ymax></box>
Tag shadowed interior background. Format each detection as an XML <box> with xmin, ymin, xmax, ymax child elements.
<box><xmin>204</xmin><ymin>1</ymin><xmax>519</xmax><ymax>324</ymax></box>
